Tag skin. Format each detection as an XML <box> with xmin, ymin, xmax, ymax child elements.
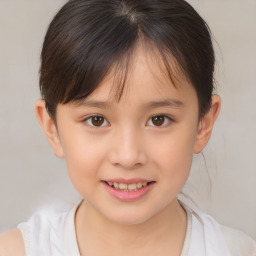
<box><xmin>0</xmin><ymin>45</ymin><xmax>220</xmax><ymax>256</ymax></box>
<box><xmin>0</xmin><ymin>230</ymin><xmax>25</xmax><ymax>256</ymax></box>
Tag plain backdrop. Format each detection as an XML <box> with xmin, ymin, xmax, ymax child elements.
<box><xmin>0</xmin><ymin>0</ymin><xmax>256</xmax><ymax>240</ymax></box>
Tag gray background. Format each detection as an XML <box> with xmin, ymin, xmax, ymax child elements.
<box><xmin>0</xmin><ymin>0</ymin><xmax>255</xmax><ymax>240</ymax></box>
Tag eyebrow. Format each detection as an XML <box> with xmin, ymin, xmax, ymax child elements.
<box><xmin>75</xmin><ymin>98</ymin><xmax>184</xmax><ymax>109</ymax></box>
<box><xmin>142</xmin><ymin>98</ymin><xmax>184</xmax><ymax>109</ymax></box>
<box><xmin>75</xmin><ymin>100</ymin><xmax>111</xmax><ymax>108</ymax></box>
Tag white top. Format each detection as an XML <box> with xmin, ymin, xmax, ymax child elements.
<box><xmin>17</xmin><ymin>200</ymin><xmax>256</xmax><ymax>256</ymax></box>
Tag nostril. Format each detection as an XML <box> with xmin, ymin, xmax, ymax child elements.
<box><xmin>107</xmin><ymin>136</ymin><xmax>148</xmax><ymax>168</ymax></box>
<box><xmin>113</xmin><ymin>162</ymin><xmax>144</xmax><ymax>170</ymax></box>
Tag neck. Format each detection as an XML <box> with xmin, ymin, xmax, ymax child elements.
<box><xmin>75</xmin><ymin>199</ymin><xmax>187</xmax><ymax>256</ymax></box>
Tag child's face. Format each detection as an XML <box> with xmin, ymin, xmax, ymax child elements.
<box><xmin>43</xmin><ymin>46</ymin><xmax>208</xmax><ymax>225</ymax></box>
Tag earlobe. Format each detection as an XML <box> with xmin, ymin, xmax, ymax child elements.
<box><xmin>35</xmin><ymin>100</ymin><xmax>64</xmax><ymax>158</ymax></box>
<box><xmin>193</xmin><ymin>95</ymin><xmax>221</xmax><ymax>154</ymax></box>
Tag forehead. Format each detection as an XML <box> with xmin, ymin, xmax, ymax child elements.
<box><xmin>80</xmin><ymin>44</ymin><xmax>197</xmax><ymax>107</ymax></box>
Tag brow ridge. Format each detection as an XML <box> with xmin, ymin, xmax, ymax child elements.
<box><xmin>74</xmin><ymin>98</ymin><xmax>184</xmax><ymax>109</ymax></box>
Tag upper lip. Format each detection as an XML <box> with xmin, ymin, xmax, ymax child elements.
<box><xmin>103</xmin><ymin>178</ymin><xmax>154</xmax><ymax>184</ymax></box>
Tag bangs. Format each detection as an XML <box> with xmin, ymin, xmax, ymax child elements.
<box><xmin>69</xmin><ymin>38</ymin><xmax>186</xmax><ymax>106</ymax></box>
<box><xmin>40</xmin><ymin>0</ymin><xmax>214</xmax><ymax>119</ymax></box>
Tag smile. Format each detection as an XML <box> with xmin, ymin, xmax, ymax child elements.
<box><xmin>105</xmin><ymin>181</ymin><xmax>149</xmax><ymax>191</ymax></box>
<box><xmin>102</xmin><ymin>179</ymin><xmax>156</xmax><ymax>201</ymax></box>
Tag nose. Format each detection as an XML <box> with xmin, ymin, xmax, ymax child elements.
<box><xmin>108</xmin><ymin>126</ymin><xmax>148</xmax><ymax>170</ymax></box>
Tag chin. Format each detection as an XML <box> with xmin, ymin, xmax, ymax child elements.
<box><xmin>102</xmin><ymin>207</ymin><xmax>156</xmax><ymax>226</ymax></box>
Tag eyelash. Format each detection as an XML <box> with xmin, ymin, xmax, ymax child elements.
<box><xmin>83</xmin><ymin>115</ymin><xmax>109</xmax><ymax>128</ymax></box>
<box><xmin>83</xmin><ymin>114</ymin><xmax>174</xmax><ymax>128</ymax></box>
<box><xmin>146</xmin><ymin>114</ymin><xmax>174</xmax><ymax>127</ymax></box>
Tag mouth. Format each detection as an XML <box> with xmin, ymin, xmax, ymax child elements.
<box><xmin>103</xmin><ymin>180</ymin><xmax>156</xmax><ymax>192</ymax></box>
<box><xmin>102</xmin><ymin>179</ymin><xmax>156</xmax><ymax>201</ymax></box>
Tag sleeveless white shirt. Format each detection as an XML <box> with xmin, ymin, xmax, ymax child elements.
<box><xmin>17</xmin><ymin>200</ymin><xmax>256</xmax><ymax>256</ymax></box>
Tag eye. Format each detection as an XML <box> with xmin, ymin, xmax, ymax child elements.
<box><xmin>84</xmin><ymin>115</ymin><xmax>109</xmax><ymax>127</ymax></box>
<box><xmin>146</xmin><ymin>115</ymin><xmax>173</xmax><ymax>127</ymax></box>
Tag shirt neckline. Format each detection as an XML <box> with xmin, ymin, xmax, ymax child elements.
<box><xmin>64</xmin><ymin>200</ymin><xmax>192</xmax><ymax>256</ymax></box>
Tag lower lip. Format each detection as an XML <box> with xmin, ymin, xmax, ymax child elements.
<box><xmin>102</xmin><ymin>182</ymin><xmax>155</xmax><ymax>202</ymax></box>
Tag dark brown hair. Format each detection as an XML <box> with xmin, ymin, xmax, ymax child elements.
<box><xmin>40</xmin><ymin>0</ymin><xmax>215</xmax><ymax>119</ymax></box>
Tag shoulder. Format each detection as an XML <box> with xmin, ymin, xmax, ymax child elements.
<box><xmin>0</xmin><ymin>229</ymin><xmax>26</xmax><ymax>256</ymax></box>
<box><xmin>220</xmin><ymin>225</ymin><xmax>256</xmax><ymax>256</ymax></box>
<box><xmin>179</xmin><ymin>198</ymin><xmax>256</xmax><ymax>256</ymax></box>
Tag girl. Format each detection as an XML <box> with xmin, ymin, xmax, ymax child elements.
<box><xmin>0</xmin><ymin>0</ymin><xmax>255</xmax><ymax>255</ymax></box>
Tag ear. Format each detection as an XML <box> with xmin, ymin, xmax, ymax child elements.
<box><xmin>35</xmin><ymin>100</ymin><xmax>64</xmax><ymax>158</ymax></box>
<box><xmin>193</xmin><ymin>95</ymin><xmax>221</xmax><ymax>154</ymax></box>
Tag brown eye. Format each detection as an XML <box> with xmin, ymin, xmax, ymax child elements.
<box><xmin>152</xmin><ymin>116</ymin><xmax>165</xmax><ymax>126</ymax></box>
<box><xmin>147</xmin><ymin>115</ymin><xmax>173</xmax><ymax>127</ymax></box>
<box><xmin>85</xmin><ymin>115</ymin><xmax>108</xmax><ymax>127</ymax></box>
<box><xmin>92</xmin><ymin>116</ymin><xmax>104</xmax><ymax>126</ymax></box>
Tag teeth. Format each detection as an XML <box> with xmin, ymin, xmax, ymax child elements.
<box><xmin>119</xmin><ymin>183</ymin><xmax>128</xmax><ymax>190</ymax></box>
<box><xmin>137</xmin><ymin>183</ymin><xmax>142</xmax><ymax>189</ymax></box>
<box><xmin>128</xmin><ymin>183</ymin><xmax>137</xmax><ymax>190</ymax></box>
<box><xmin>107</xmin><ymin>181</ymin><xmax>150</xmax><ymax>191</ymax></box>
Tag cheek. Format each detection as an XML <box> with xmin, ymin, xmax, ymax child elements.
<box><xmin>60</xmin><ymin>131</ymin><xmax>107</xmax><ymax>190</ymax></box>
<box><xmin>150</xmin><ymin>126</ymin><xmax>196</xmax><ymax>185</ymax></box>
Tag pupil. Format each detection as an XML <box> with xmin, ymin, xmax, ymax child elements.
<box><xmin>92</xmin><ymin>116</ymin><xmax>104</xmax><ymax>126</ymax></box>
<box><xmin>152</xmin><ymin>116</ymin><xmax>164</xmax><ymax>126</ymax></box>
